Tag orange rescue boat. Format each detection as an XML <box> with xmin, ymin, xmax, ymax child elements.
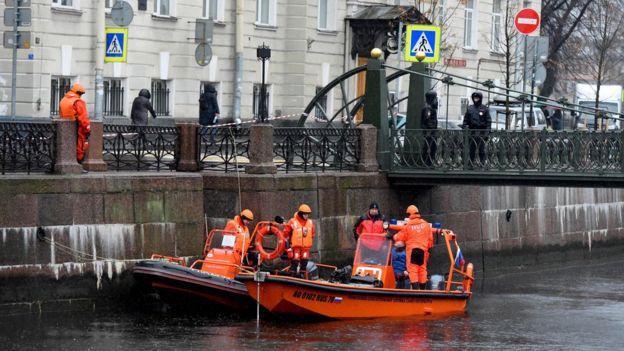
<box><xmin>133</xmin><ymin>221</ymin><xmax>285</xmax><ymax>311</ymax></box>
<box><xmin>237</xmin><ymin>230</ymin><xmax>474</xmax><ymax>319</ymax></box>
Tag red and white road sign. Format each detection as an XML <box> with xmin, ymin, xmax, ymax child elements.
<box><xmin>514</xmin><ymin>8</ymin><xmax>540</xmax><ymax>35</ymax></box>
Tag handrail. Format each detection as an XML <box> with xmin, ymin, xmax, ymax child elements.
<box><xmin>441</xmin><ymin>229</ymin><xmax>473</xmax><ymax>292</ymax></box>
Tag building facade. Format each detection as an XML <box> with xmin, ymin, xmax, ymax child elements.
<box><xmin>0</xmin><ymin>0</ymin><xmax>540</xmax><ymax>123</ymax></box>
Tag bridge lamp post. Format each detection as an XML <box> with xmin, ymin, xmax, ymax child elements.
<box><xmin>257</xmin><ymin>43</ymin><xmax>271</xmax><ymax>123</ymax></box>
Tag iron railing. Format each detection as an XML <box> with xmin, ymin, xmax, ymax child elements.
<box><xmin>198</xmin><ymin>126</ymin><xmax>250</xmax><ymax>172</ymax></box>
<box><xmin>273</xmin><ymin>128</ymin><xmax>360</xmax><ymax>172</ymax></box>
<box><xmin>103</xmin><ymin>124</ymin><xmax>179</xmax><ymax>171</ymax></box>
<box><xmin>103</xmin><ymin>80</ymin><xmax>124</xmax><ymax>116</ymax></box>
<box><xmin>391</xmin><ymin>129</ymin><xmax>624</xmax><ymax>175</ymax></box>
<box><xmin>0</xmin><ymin>122</ymin><xmax>56</xmax><ymax>174</ymax></box>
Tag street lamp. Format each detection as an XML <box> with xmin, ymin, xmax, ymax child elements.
<box><xmin>256</xmin><ymin>43</ymin><xmax>271</xmax><ymax>122</ymax></box>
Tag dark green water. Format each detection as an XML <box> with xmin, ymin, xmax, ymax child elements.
<box><xmin>1</xmin><ymin>255</ymin><xmax>623</xmax><ymax>350</ymax></box>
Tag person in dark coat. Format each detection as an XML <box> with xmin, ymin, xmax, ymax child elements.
<box><xmin>422</xmin><ymin>90</ymin><xmax>438</xmax><ymax>166</ymax></box>
<box><xmin>462</xmin><ymin>91</ymin><xmax>491</xmax><ymax>167</ymax></box>
<box><xmin>130</xmin><ymin>89</ymin><xmax>156</xmax><ymax>126</ymax></box>
<box><xmin>551</xmin><ymin>108</ymin><xmax>563</xmax><ymax>131</ymax></box>
<box><xmin>199</xmin><ymin>84</ymin><xmax>220</xmax><ymax>143</ymax></box>
<box><xmin>199</xmin><ymin>84</ymin><xmax>220</xmax><ymax>126</ymax></box>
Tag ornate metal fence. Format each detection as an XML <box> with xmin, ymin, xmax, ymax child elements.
<box><xmin>198</xmin><ymin>126</ymin><xmax>250</xmax><ymax>172</ymax></box>
<box><xmin>392</xmin><ymin>129</ymin><xmax>624</xmax><ymax>175</ymax></box>
<box><xmin>273</xmin><ymin>128</ymin><xmax>360</xmax><ymax>172</ymax></box>
<box><xmin>103</xmin><ymin>125</ymin><xmax>179</xmax><ymax>171</ymax></box>
<box><xmin>0</xmin><ymin>122</ymin><xmax>56</xmax><ymax>174</ymax></box>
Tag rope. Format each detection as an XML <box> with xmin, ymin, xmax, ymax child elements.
<box><xmin>206</xmin><ymin>112</ymin><xmax>303</xmax><ymax>128</ymax></box>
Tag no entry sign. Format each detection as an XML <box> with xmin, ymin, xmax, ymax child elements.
<box><xmin>515</xmin><ymin>8</ymin><xmax>540</xmax><ymax>35</ymax></box>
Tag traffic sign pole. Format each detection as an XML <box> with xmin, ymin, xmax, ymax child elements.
<box><xmin>11</xmin><ymin>0</ymin><xmax>18</xmax><ymax>119</ymax></box>
<box><xmin>514</xmin><ymin>8</ymin><xmax>541</xmax><ymax>130</ymax></box>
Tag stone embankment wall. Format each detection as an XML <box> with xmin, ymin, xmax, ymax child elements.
<box><xmin>1</xmin><ymin>172</ymin><xmax>624</xmax><ymax>310</ymax></box>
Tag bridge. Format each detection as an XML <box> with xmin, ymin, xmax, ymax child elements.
<box><xmin>1</xmin><ymin>53</ymin><xmax>623</xmax><ymax>184</ymax></box>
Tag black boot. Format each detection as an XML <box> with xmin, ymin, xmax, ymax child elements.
<box><xmin>290</xmin><ymin>260</ymin><xmax>299</xmax><ymax>276</ymax></box>
<box><xmin>420</xmin><ymin>283</ymin><xmax>427</xmax><ymax>290</ymax></box>
<box><xmin>411</xmin><ymin>283</ymin><xmax>419</xmax><ymax>290</ymax></box>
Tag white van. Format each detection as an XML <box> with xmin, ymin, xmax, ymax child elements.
<box><xmin>488</xmin><ymin>104</ymin><xmax>547</xmax><ymax>131</ymax></box>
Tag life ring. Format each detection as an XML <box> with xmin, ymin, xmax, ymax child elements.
<box><xmin>255</xmin><ymin>224</ymin><xmax>286</xmax><ymax>260</ymax></box>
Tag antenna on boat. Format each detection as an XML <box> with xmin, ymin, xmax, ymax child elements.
<box><xmin>229</xmin><ymin>127</ymin><xmax>243</xmax><ymax>214</ymax></box>
<box><xmin>254</xmin><ymin>271</ymin><xmax>267</xmax><ymax>325</ymax></box>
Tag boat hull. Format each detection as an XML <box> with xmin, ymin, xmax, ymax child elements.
<box><xmin>133</xmin><ymin>260</ymin><xmax>253</xmax><ymax>311</ymax></box>
<box><xmin>239</xmin><ymin>275</ymin><xmax>470</xmax><ymax>319</ymax></box>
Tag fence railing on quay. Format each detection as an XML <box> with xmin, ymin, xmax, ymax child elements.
<box><xmin>0</xmin><ymin>121</ymin><xmax>56</xmax><ymax>175</ymax></box>
<box><xmin>392</xmin><ymin>128</ymin><xmax>624</xmax><ymax>176</ymax></box>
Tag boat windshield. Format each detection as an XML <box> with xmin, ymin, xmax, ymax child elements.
<box><xmin>354</xmin><ymin>233</ymin><xmax>391</xmax><ymax>266</ymax></box>
<box><xmin>208</xmin><ymin>230</ymin><xmax>239</xmax><ymax>250</ymax></box>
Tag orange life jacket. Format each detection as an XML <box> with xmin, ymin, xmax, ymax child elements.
<box><xmin>59</xmin><ymin>92</ymin><xmax>80</xmax><ymax>120</ymax></box>
<box><xmin>289</xmin><ymin>216</ymin><xmax>314</xmax><ymax>248</ymax></box>
<box><xmin>393</xmin><ymin>217</ymin><xmax>433</xmax><ymax>251</ymax></box>
<box><xmin>223</xmin><ymin>216</ymin><xmax>250</xmax><ymax>256</ymax></box>
<box><xmin>357</xmin><ymin>217</ymin><xmax>385</xmax><ymax>235</ymax></box>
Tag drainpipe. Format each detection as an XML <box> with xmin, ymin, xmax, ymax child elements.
<box><xmin>233</xmin><ymin>0</ymin><xmax>244</xmax><ymax>125</ymax></box>
<box><xmin>94</xmin><ymin>0</ymin><xmax>104</xmax><ymax>120</ymax></box>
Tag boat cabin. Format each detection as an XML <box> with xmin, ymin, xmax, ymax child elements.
<box><xmin>351</xmin><ymin>233</ymin><xmax>396</xmax><ymax>289</ymax></box>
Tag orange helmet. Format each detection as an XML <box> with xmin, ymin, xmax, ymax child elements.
<box><xmin>71</xmin><ymin>83</ymin><xmax>86</xmax><ymax>94</ymax></box>
<box><xmin>298</xmin><ymin>204</ymin><xmax>312</xmax><ymax>214</ymax></box>
<box><xmin>240</xmin><ymin>209</ymin><xmax>254</xmax><ymax>221</ymax></box>
<box><xmin>406</xmin><ymin>205</ymin><xmax>419</xmax><ymax>215</ymax></box>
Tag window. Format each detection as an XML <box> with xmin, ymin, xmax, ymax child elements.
<box><xmin>50</xmin><ymin>77</ymin><xmax>72</xmax><ymax>116</ymax></box>
<box><xmin>253</xmin><ymin>83</ymin><xmax>272</xmax><ymax>118</ymax></box>
<box><xmin>317</xmin><ymin>0</ymin><xmax>336</xmax><ymax>31</ymax></box>
<box><xmin>491</xmin><ymin>0</ymin><xmax>502</xmax><ymax>52</ymax></box>
<box><xmin>464</xmin><ymin>0</ymin><xmax>476</xmax><ymax>48</ymax></box>
<box><xmin>52</xmin><ymin>0</ymin><xmax>78</xmax><ymax>8</ymax></box>
<box><xmin>437</xmin><ymin>0</ymin><xmax>446</xmax><ymax>25</ymax></box>
<box><xmin>256</xmin><ymin>0</ymin><xmax>276</xmax><ymax>26</ymax></box>
<box><xmin>460</xmin><ymin>97</ymin><xmax>469</xmax><ymax>115</ymax></box>
<box><xmin>314</xmin><ymin>87</ymin><xmax>328</xmax><ymax>120</ymax></box>
<box><xmin>203</xmin><ymin>0</ymin><xmax>224</xmax><ymax>21</ymax></box>
<box><xmin>151</xmin><ymin>80</ymin><xmax>170</xmax><ymax>116</ymax></box>
<box><xmin>154</xmin><ymin>0</ymin><xmax>173</xmax><ymax>16</ymax></box>
<box><xmin>103</xmin><ymin>79</ymin><xmax>124</xmax><ymax>116</ymax></box>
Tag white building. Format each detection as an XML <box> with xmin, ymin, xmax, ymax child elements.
<box><xmin>0</xmin><ymin>0</ymin><xmax>540</xmax><ymax>123</ymax></box>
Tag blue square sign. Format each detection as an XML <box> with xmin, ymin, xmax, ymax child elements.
<box><xmin>404</xmin><ymin>25</ymin><xmax>441</xmax><ymax>63</ymax></box>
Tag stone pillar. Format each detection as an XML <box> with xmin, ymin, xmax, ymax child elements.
<box><xmin>53</xmin><ymin>119</ymin><xmax>82</xmax><ymax>174</ymax></box>
<box><xmin>362</xmin><ymin>49</ymin><xmax>390</xmax><ymax>170</ymax></box>
<box><xmin>245</xmin><ymin>124</ymin><xmax>276</xmax><ymax>174</ymax></box>
<box><xmin>83</xmin><ymin>120</ymin><xmax>108</xmax><ymax>171</ymax></box>
<box><xmin>405</xmin><ymin>62</ymin><xmax>428</xmax><ymax>130</ymax></box>
<box><xmin>177</xmin><ymin>122</ymin><xmax>199</xmax><ymax>172</ymax></box>
<box><xmin>356</xmin><ymin>124</ymin><xmax>379</xmax><ymax>172</ymax></box>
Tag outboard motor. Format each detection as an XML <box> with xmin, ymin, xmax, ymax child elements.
<box><xmin>329</xmin><ymin>265</ymin><xmax>352</xmax><ymax>284</ymax></box>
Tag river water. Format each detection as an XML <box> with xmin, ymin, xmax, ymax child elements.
<box><xmin>1</xmin><ymin>254</ymin><xmax>623</xmax><ymax>351</ymax></box>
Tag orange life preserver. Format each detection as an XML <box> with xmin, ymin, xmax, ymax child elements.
<box><xmin>255</xmin><ymin>224</ymin><xmax>286</xmax><ymax>260</ymax></box>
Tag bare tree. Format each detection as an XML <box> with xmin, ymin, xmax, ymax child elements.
<box><xmin>540</xmin><ymin>0</ymin><xmax>593</xmax><ymax>98</ymax></box>
<box><xmin>564</xmin><ymin>0</ymin><xmax>624</xmax><ymax>112</ymax></box>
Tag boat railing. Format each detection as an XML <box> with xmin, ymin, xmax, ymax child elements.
<box><xmin>150</xmin><ymin>254</ymin><xmax>187</xmax><ymax>266</ymax></box>
<box><xmin>440</xmin><ymin>229</ymin><xmax>474</xmax><ymax>293</ymax></box>
<box><xmin>189</xmin><ymin>258</ymin><xmax>256</xmax><ymax>274</ymax></box>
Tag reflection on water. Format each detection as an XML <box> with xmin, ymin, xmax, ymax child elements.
<box><xmin>2</xmin><ymin>256</ymin><xmax>624</xmax><ymax>351</ymax></box>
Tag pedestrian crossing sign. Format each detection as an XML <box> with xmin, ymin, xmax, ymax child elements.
<box><xmin>105</xmin><ymin>28</ymin><xmax>128</xmax><ymax>62</ymax></box>
<box><xmin>404</xmin><ymin>25</ymin><xmax>440</xmax><ymax>63</ymax></box>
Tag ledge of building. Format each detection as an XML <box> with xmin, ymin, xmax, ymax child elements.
<box><xmin>51</xmin><ymin>6</ymin><xmax>83</xmax><ymax>16</ymax></box>
<box><xmin>151</xmin><ymin>14</ymin><xmax>178</xmax><ymax>22</ymax></box>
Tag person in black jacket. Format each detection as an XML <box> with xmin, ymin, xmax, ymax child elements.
<box><xmin>422</xmin><ymin>91</ymin><xmax>438</xmax><ymax>166</ymax></box>
<box><xmin>130</xmin><ymin>89</ymin><xmax>156</xmax><ymax>126</ymax></box>
<box><xmin>199</xmin><ymin>84</ymin><xmax>220</xmax><ymax>143</ymax></box>
<box><xmin>462</xmin><ymin>91</ymin><xmax>491</xmax><ymax>167</ymax></box>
